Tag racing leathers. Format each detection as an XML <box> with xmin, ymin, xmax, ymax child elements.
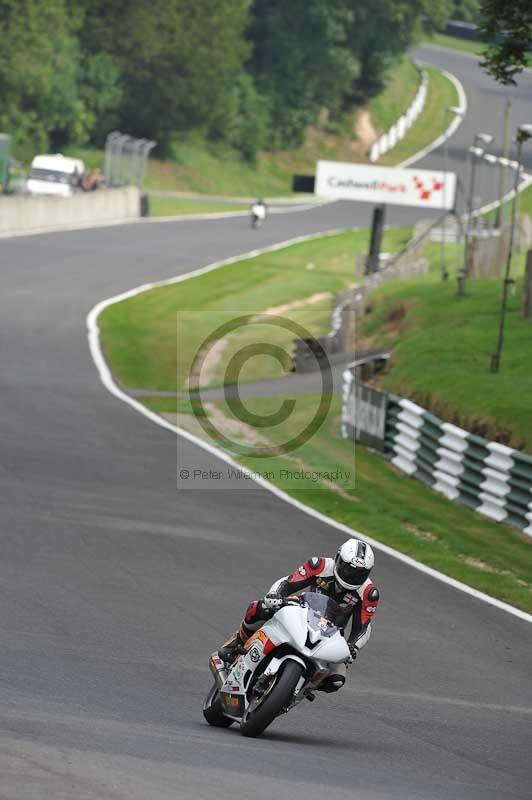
<box><xmin>219</xmin><ymin>556</ymin><xmax>379</xmax><ymax>690</ymax></box>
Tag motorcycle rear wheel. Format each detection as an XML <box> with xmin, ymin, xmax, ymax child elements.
<box><xmin>203</xmin><ymin>684</ymin><xmax>234</xmax><ymax>727</ymax></box>
<box><xmin>240</xmin><ymin>660</ymin><xmax>304</xmax><ymax>738</ymax></box>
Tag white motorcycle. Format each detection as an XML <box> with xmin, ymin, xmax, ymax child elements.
<box><xmin>203</xmin><ymin>592</ymin><xmax>351</xmax><ymax>737</ymax></box>
<box><xmin>250</xmin><ymin>201</ymin><xmax>266</xmax><ymax>228</ymax></box>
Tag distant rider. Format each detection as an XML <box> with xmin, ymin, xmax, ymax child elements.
<box><xmin>250</xmin><ymin>198</ymin><xmax>267</xmax><ymax>227</ymax></box>
<box><xmin>218</xmin><ymin>538</ymin><xmax>379</xmax><ymax>693</ymax></box>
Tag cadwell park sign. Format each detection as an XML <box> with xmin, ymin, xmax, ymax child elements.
<box><xmin>315</xmin><ymin>160</ymin><xmax>456</xmax><ymax>210</ymax></box>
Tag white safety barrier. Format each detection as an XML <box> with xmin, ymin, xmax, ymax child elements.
<box><xmin>369</xmin><ymin>71</ymin><xmax>428</xmax><ymax>162</ymax></box>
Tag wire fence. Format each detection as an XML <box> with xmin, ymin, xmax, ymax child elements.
<box><xmin>103</xmin><ymin>132</ymin><xmax>156</xmax><ymax>189</ymax></box>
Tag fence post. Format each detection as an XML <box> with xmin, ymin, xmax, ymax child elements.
<box><xmin>522</xmin><ymin>250</ymin><xmax>532</xmax><ymax>319</ymax></box>
<box><xmin>365</xmin><ymin>204</ymin><xmax>386</xmax><ymax>274</ymax></box>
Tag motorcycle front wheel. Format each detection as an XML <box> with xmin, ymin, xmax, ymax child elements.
<box><xmin>203</xmin><ymin>684</ymin><xmax>234</xmax><ymax>727</ymax></box>
<box><xmin>240</xmin><ymin>660</ymin><xmax>304</xmax><ymax>738</ymax></box>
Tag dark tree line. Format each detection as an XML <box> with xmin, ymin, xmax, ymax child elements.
<box><xmin>1</xmin><ymin>0</ymin><xmax>526</xmax><ymax>160</ymax></box>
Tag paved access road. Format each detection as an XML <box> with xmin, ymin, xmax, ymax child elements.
<box><xmin>0</xmin><ymin>47</ymin><xmax>531</xmax><ymax>799</ymax></box>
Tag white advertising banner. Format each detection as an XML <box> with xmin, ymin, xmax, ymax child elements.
<box><xmin>315</xmin><ymin>160</ymin><xmax>456</xmax><ymax>210</ymax></box>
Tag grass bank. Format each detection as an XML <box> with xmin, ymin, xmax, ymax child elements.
<box><xmin>99</xmin><ymin>229</ymin><xmax>532</xmax><ymax>612</ymax></box>
<box><xmin>360</xmin><ymin>237</ymin><xmax>532</xmax><ymax>451</ymax></box>
<box><xmin>369</xmin><ymin>57</ymin><xmax>421</xmax><ymax>134</ymax></box>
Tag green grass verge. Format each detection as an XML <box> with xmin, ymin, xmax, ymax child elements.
<box><xmin>99</xmin><ymin>228</ymin><xmax>532</xmax><ymax>612</ymax></box>
<box><xmin>140</xmin><ymin>395</ymin><xmax>195</xmax><ymax>415</ymax></box>
<box><xmin>519</xmin><ymin>182</ymin><xmax>532</xmax><ymax>215</ymax></box>
<box><xmin>423</xmin><ymin>33</ymin><xmax>486</xmax><ymax>56</ymax></box>
<box><xmin>369</xmin><ymin>56</ymin><xmax>421</xmax><ymax>134</ymax></box>
<box><xmin>378</xmin><ymin>66</ymin><xmax>459</xmax><ymax>165</ymax></box>
<box><xmin>148</xmin><ymin>197</ymin><xmax>248</xmax><ymax>216</ymax></box>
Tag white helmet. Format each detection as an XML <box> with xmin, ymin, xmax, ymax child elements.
<box><xmin>334</xmin><ymin>539</ymin><xmax>374</xmax><ymax>590</ymax></box>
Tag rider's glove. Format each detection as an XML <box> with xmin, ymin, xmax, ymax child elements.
<box><xmin>347</xmin><ymin>643</ymin><xmax>358</xmax><ymax>663</ymax></box>
<box><xmin>262</xmin><ymin>592</ymin><xmax>284</xmax><ymax>611</ymax></box>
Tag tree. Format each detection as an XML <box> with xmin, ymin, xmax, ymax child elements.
<box><xmin>450</xmin><ymin>0</ymin><xmax>480</xmax><ymax>23</ymax></box>
<box><xmin>77</xmin><ymin>53</ymin><xmax>122</xmax><ymax>146</ymax></box>
<box><xmin>347</xmin><ymin>0</ymin><xmax>452</xmax><ymax>100</ymax></box>
<box><xmin>248</xmin><ymin>0</ymin><xmax>359</xmax><ymax>148</ymax></box>
<box><xmin>78</xmin><ymin>0</ymin><xmax>251</xmax><ymax>154</ymax></box>
<box><xmin>0</xmin><ymin>0</ymin><xmax>81</xmax><ymax>154</ymax></box>
<box><xmin>479</xmin><ymin>0</ymin><xmax>532</xmax><ymax>84</ymax></box>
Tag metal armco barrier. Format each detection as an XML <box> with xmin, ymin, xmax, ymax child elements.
<box><xmin>342</xmin><ymin>370</ymin><xmax>387</xmax><ymax>451</ymax></box>
<box><xmin>342</xmin><ymin>373</ymin><xmax>532</xmax><ymax>537</ymax></box>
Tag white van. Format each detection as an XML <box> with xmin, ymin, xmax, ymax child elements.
<box><xmin>26</xmin><ymin>154</ymin><xmax>85</xmax><ymax>197</ymax></box>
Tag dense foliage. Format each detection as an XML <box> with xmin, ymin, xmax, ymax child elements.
<box><xmin>449</xmin><ymin>0</ymin><xmax>479</xmax><ymax>23</ymax></box>
<box><xmin>479</xmin><ymin>0</ymin><xmax>532</xmax><ymax>85</ymax></box>
<box><xmin>1</xmin><ymin>0</ymin><xmax>457</xmax><ymax>159</ymax></box>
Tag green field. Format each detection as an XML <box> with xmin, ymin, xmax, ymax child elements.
<box><xmin>99</xmin><ymin>229</ymin><xmax>532</xmax><ymax>612</ymax></box>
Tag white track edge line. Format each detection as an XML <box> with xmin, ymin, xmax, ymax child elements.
<box><xmin>87</xmin><ymin>231</ymin><xmax>532</xmax><ymax>626</ymax></box>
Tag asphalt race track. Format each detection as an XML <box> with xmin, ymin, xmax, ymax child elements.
<box><xmin>1</xmin><ymin>48</ymin><xmax>531</xmax><ymax>799</ymax></box>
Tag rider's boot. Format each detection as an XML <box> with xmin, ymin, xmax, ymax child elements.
<box><xmin>218</xmin><ymin>624</ymin><xmax>247</xmax><ymax>664</ymax></box>
<box><xmin>316</xmin><ymin>674</ymin><xmax>346</xmax><ymax>693</ymax></box>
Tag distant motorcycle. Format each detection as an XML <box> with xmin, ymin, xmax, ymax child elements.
<box><xmin>250</xmin><ymin>200</ymin><xmax>267</xmax><ymax>229</ymax></box>
<box><xmin>203</xmin><ymin>592</ymin><xmax>351</xmax><ymax>737</ymax></box>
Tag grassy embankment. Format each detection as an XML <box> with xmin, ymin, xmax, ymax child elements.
<box><xmin>99</xmin><ymin>229</ymin><xmax>532</xmax><ymax>612</ymax></box>
<box><xmin>359</xmin><ymin>238</ymin><xmax>532</xmax><ymax>451</ymax></box>
<box><xmin>66</xmin><ymin>56</ymin><xmax>455</xmax><ymax>214</ymax></box>
<box><xmin>377</xmin><ymin>66</ymin><xmax>458</xmax><ymax>166</ymax></box>
<box><xmin>423</xmin><ymin>33</ymin><xmax>486</xmax><ymax>56</ymax></box>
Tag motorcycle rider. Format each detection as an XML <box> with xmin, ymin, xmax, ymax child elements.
<box><xmin>218</xmin><ymin>538</ymin><xmax>379</xmax><ymax>693</ymax></box>
<box><xmin>250</xmin><ymin>198</ymin><xmax>266</xmax><ymax>227</ymax></box>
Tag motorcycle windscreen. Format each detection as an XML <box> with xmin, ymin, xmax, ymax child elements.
<box><xmin>302</xmin><ymin>592</ymin><xmax>341</xmax><ymax>638</ymax></box>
